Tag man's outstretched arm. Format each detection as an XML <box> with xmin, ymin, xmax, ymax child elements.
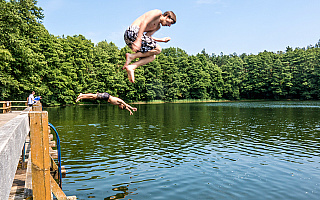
<box><xmin>116</xmin><ymin>99</ymin><xmax>137</xmax><ymax>112</ymax></box>
<box><xmin>108</xmin><ymin>96</ymin><xmax>137</xmax><ymax>115</ymax></box>
<box><xmin>151</xmin><ymin>37</ymin><xmax>171</xmax><ymax>43</ymax></box>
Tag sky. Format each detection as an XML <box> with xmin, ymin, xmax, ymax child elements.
<box><xmin>36</xmin><ymin>0</ymin><xmax>320</xmax><ymax>55</ymax></box>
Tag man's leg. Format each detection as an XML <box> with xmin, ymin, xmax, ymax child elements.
<box><xmin>124</xmin><ymin>45</ymin><xmax>161</xmax><ymax>83</ymax></box>
<box><xmin>126</xmin><ymin>55</ymin><xmax>156</xmax><ymax>83</ymax></box>
<box><xmin>123</xmin><ymin>44</ymin><xmax>161</xmax><ymax>69</ymax></box>
<box><xmin>76</xmin><ymin>93</ymin><xmax>97</xmax><ymax>102</ymax></box>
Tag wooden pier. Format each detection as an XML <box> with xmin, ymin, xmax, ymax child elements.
<box><xmin>0</xmin><ymin>111</ymin><xmax>21</xmax><ymax>127</ymax></box>
<box><xmin>0</xmin><ymin>101</ymin><xmax>76</xmax><ymax>200</ymax></box>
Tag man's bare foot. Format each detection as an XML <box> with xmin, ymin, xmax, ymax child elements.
<box><xmin>123</xmin><ymin>53</ymin><xmax>134</xmax><ymax>70</ymax></box>
<box><xmin>126</xmin><ymin>65</ymin><xmax>135</xmax><ymax>83</ymax></box>
<box><xmin>76</xmin><ymin>93</ymin><xmax>82</xmax><ymax>102</ymax></box>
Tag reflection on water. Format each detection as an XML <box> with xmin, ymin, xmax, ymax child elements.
<box><xmin>46</xmin><ymin>101</ymin><xmax>320</xmax><ymax>200</ymax></box>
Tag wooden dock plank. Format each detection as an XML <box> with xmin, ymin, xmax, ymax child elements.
<box><xmin>8</xmin><ymin>168</ymin><xmax>26</xmax><ymax>200</ymax></box>
<box><xmin>0</xmin><ymin>112</ymin><xmax>21</xmax><ymax>127</ymax></box>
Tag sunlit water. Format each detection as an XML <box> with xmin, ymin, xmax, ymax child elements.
<box><xmin>46</xmin><ymin>101</ymin><xmax>320</xmax><ymax>200</ymax></box>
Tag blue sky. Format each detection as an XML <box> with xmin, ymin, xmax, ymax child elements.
<box><xmin>37</xmin><ymin>0</ymin><xmax>320</xmax><ymax>55</ymax></box>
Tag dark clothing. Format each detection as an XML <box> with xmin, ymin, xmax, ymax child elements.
<box><xmin>96</xmin><ymin>92</ymin><xmax>110</xmax><ymax>100</ymax></box>
<box><xmin>124</xmin><ymin>25</ymin><xmax>157</xmax><ymax>53</ymax></box>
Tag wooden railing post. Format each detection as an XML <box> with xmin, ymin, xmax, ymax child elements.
<box><xmin>28</xmin><ymin>103</ymin><xmax>76</xmax><ymax>200</ymax></box>
<box><xmin>8</xmin><ymin>101</ymin><xmax>11</xmax><ymax>112</ymax></box>
<box><xmin>1</xmin><ymin>101</ymin><xmax>6</xmax><ymax>113</ymax></box>
<box><xmin>1</xmin><ymin>101</ymin><xmax>4</xmax><ymax>113</ymax></box>
<box><xmin>32</xmin><ymin>101</ymin><xmax>42</xmax><ymax>111</ymax></box>
<box><xmin>29</xmin><ymin>111</ymin><xmax>51</xmax><ymax>200</ymax></box>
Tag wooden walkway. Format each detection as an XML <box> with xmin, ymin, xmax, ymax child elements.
<box><xmin>0</xmin><ymin>111</ymin><xmax>22</xmax><ymax>127</ymax></box>
<box><xmin>8</xmin><ymin>136</ymin><xmax>30</xmax><ymax>200</ymax></box>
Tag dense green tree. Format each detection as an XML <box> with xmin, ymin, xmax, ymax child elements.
<box><xmin>0</xmin><ymin>46</ymin><xmax>17</xmax><ymax>98</ymax></box>
<box><xmin>144</xmin><ymin>57</ymin><xmax>164</xmax><ymax>101</ymax></box>
<box><xmin>1</xmin><ymin>0</ymin><xmax>320</xmax><ymax>105</ymax></box>
<box><xmin>0</xmin><ymin>0</ymin><xmax>47</xmax><ymax>99</ymax></box>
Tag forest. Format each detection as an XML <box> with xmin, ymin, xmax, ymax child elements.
<box><xmin>1</xmin><ymin>0</ymin><xmax>320</xmax><ymax>106</ymax></box>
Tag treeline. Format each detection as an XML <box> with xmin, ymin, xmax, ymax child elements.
<box><xmin>1</xmin><ymin>0</ymin><xmax>320</xmax><ymax>106</ymax></box>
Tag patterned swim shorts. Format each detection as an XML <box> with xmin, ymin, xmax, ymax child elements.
<box><xmin>96</xmin><ymin>92</ymin><xmax>110</xmax><ymax>100</ymax></box>
<box><xmin>124</xmin><ymin>25</ymin><xmax>157</xmax><ymax>53</ymax></box>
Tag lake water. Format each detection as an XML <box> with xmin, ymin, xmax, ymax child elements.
<box><xmin>46</xmin><ymin>101</ymin><xmax>320</xmax><ymax>200</ymax></box>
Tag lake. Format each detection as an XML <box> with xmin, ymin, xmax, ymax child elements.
<box><xmin>46</xmin><ymin>101</ymin><xmax>320</xmax><ymax>200</ymax></box>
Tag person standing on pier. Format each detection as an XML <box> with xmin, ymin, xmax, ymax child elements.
<box><xmin>27</xmin><ymin>91</ymin><xmax>41</xmax><ymax>107</ymax></box>
<box><xmin>123</xmin><ymin>9</ymin><xmax>176</xmax><ymax>83</ymax></box>
<box><xmin>75</xmin><ymin>92</ymin><xmax>137</xmax><ymax>115</ymax></box>
<box><xmin>27</xmin><ymin>91</ymin><xmax>35</xmax><ymax>107</ymax></box>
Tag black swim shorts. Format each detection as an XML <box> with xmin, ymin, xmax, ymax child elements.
<box><xmin>124</xmin><ymin>25</ymin><xmax>157</xmax><ymax>53</ymax></box>
<box><xmin>96</xmin><ymin>92</ymin><xmax>110</xmax><ymax>100</ymax></box>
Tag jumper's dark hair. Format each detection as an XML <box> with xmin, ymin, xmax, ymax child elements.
<box><xmin>163</xmin><ymin>11</ymin><xmax>176</xmax><ymax>24</ymax></box>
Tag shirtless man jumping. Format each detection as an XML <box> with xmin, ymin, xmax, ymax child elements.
<box><xmin>123</xmin><ymin>9</ymin><xmax>176</xmax><ymax>83</ymax></box>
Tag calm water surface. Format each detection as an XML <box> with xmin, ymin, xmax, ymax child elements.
<box><xmin>46</xmin><ymin>101</ymin><xmax>320</xmax><ymax>200</ymax></box>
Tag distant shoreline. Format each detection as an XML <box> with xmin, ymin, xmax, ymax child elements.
<box><xmin>130</xmin><ymin>99</ymin><xmax>305</xmax><ymax>104</ymax></box>
<box><xmin>72</xmin><ymin>98</ymin><xmax>306</xmax><ymax>106</ymax></box>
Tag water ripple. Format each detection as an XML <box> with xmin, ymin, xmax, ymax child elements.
<box><xmin>47</xmin><ymin>102</ymin><xmax>320</xmax><ymax>200</ymax></box>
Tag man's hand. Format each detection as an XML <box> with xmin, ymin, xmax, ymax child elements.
<box><xmin>124</xmin><ymin>104</ymin><xmax>137</xmax><ymax>115</ymax></box>
<box><xmin>151</xmin><ymin>37</ymin><xmax>171</xmax><ymax>43</ymax></box>
<box><xmin>163</xmin><ymin>37</ymin><xmax>171</xmax><ymax>43</ymax></box>
<box><xmin>128</xmin><ymin>107</ymin><xmax>137</xmax><ymax>115</ymax></box>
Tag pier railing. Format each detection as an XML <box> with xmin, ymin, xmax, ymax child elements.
<box><xmin>0</xmin><ymin>101</ymin><xmax>11</xmax><ymax>113</ymax></box>
<box><xmin>0</xmin><ymin>101</ymin><xmax>76</xmax><ymax>200</ymax></box>
<box><xmin>0</xmin><ymin>101</ymin><xmax>28</xmax><ymax>113</ymax></box>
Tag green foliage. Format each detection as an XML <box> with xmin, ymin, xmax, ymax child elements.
<box><xmin>1</xmin><ymin>0</ymin><xmax>320</xmax><ymax>105</ymax></box>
